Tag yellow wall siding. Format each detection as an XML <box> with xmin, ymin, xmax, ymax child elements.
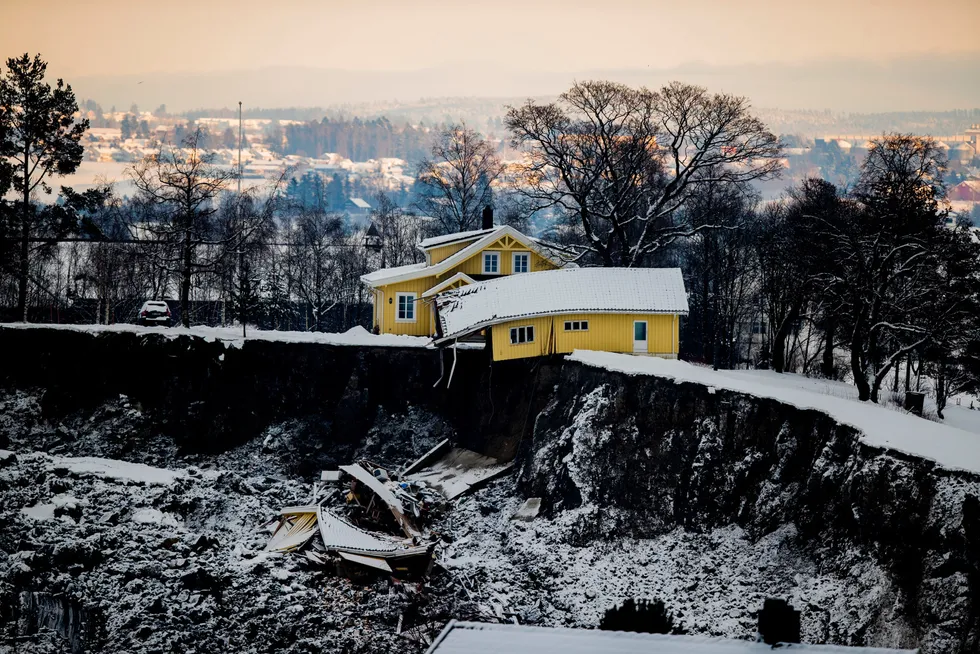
<box><xmin>374</xmin><ymin>277</ymin><xmax>438</xmax><ymax>336</ymax></box>
<box><xmin>440</xmin><ymin>247</ymin><xmax>555</xmax><ymax>279</ymax></box>
<box><xmin>491</xmin><ymin>313</ymin><xmax>678</xmax><ymax>362</ymax></box>
<box><xmin>427</xmin><ymin>240</ymin><xmax>476</xmax><ymax>265</ymax></box>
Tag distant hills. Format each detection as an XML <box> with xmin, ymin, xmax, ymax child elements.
<box><xmin>72</xmin><ymin>55</ymin><xmax>980</xmax><ymax>115</ymax></box>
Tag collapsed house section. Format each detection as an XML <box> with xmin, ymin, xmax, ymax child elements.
<box><xmin>265</xmin><ymin>442</ymin><xmax>512</xmax><ymax>578</ymax></box>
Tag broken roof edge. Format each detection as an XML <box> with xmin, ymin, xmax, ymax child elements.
<box><xmin>433</xmin><ymin>307</ymin><xmax>689</xmax><ymax>345</ymax></box>
<box><xmin>421</xmin><ymin>273</ymin><xmax>479</xmax><ymax>298</ymax></box>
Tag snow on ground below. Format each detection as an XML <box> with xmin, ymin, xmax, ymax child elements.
<box><xmin>50</xmin><ymin>455</ymin><xmax>186</xmax><ymax>485</ymax></box>
<box><xmin>0</xmin><ymin>322</ymin><xmax>431</xmax><ymax>348</ymax></box>
<box><xmin>441</xmin><ymin>481</ymin><xmax>912</xmax><ymax>648</ymax></box>
<box><xmin>0</xmin><ymin>447</ymin><xmax>428</xmax><ymax>653</ymax></box>
<box><xmin>568</xmin><ymin>351</ymin><xmax>980</xmax><ymax>476</ymax></box>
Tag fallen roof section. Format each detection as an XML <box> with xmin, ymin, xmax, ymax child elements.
<box><xmin>406</xmin><ymin>446</ymin><xmax>514</xmax><ymax>501</ymax></box>
<box><xmin>266</xmin><ymin>506</ymin><xmax>319</xmax><ymax>553</ymax></box>
<box><xmin>425</xmin><ymin>622</ymin><xmax>919</xmax><ymax>654</ymax></box>
<box><xmin>434</xmin><ymin>267</ymin><xmax>689</xmax><ymax>343</ymax></box>
<box><xmin>316</xmin><ymin>507</ymin><xmax>422</xmax><ymax>557</ymax></box>
<box><xmin>340</xmin><ymin>463</ymin><xmax>421</xmax><ymax>538</ymax></box>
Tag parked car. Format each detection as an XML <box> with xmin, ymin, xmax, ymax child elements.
<box><xmin>137</xmin><ymin>300</ymin><xmax>172</xmax><ymax>326</ymax></box>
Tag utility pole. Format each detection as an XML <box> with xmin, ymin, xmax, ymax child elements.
<box><xmin>238</xmin><ymin>100</ymin><xmax>246</xmax><ymax>338</ymax></box>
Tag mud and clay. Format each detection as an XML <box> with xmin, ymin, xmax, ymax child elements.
<box><xmin>0</xmin><ymin>326</ymin><xmax>977</xmax><ymax>652</ymax></box>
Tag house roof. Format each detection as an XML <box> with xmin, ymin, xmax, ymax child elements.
<box><xmin>361</xmin><ymin>262</ymin><xmax>428</xmax><ymax>285</ymax></box>
<box><xmin>434</xmin><ymin>267</ymin><xmax>689</xmax><ymax>342</ymax></box>
<box><xmin>422</xmin><ymin>272</ymin><xmax>478</xmax><ymax>298</ymax></box>
<box><xmin>348</xmin><ymin>197</ymin><xmax>372</xmax><ymax>209</ymax></box>
<box><xmin>360</xmin><ymin>225</ymin><xmax>569</xmax><ymax>287</ymax></box>
<box><xmin>419</xmin><ymin>228</ymin><xmax>497</xmax><ymax>250</ymax></box>
<box><xmin>425</xmin><ymin>622</ymin><xmax>918</xmax><ymax>654</ymax></box>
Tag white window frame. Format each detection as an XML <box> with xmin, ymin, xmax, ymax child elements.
<box><xmin>564</xmin><ymin>320</ymin><xmax>589</xmax><ymax>332</ymax></box>
<box><xmin>512</xmin><ymin>251</ymin><xmax>530</xmax><ymax>274</ymax></box>
<box><xmin>509</xmin><ymin>325</ymin><xmax>535</xmax><ymax>345</ymax></box>
<box><xmin>395</xmin><ymin>292</ymin><xmax>417</xmax><ymax>323</ymax></box>
<box><xmin>483</xmin><ymin>251</ymin><xmax>501</xmax><ymax>275</ymax></box>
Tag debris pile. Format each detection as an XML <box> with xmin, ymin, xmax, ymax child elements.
<box><xmin>265</xmin><ymin>441</ymin><xmax>513</xmax><ymax>579</ymax></box>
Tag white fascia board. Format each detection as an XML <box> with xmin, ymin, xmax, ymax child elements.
<box><xmin>421</xmin><ymin>272</ymin><xmax>478</xmax><ymax>298</ymax></box>
<box><xmin>434</xmin><ymin>308</ymin><xmax>688</xmax><ymax>345</ymax></box>
<box><xmin>364</xmin><ymin>226</ymin><xmax>563</xmax><ymax>288</ymax></box>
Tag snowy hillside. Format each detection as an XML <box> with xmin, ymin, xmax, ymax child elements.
<box><xmin>569</xmin><ymin>351</ymin><xmax>980</xmax><ymax>475</ymax></box>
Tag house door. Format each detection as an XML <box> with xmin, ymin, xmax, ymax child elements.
<box><xmin>633</xmin><ymin>320</ymin><xmax>648</xmax><ymax>354</ymax></box>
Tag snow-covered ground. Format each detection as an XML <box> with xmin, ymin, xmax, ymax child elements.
<box><xmin>441</xmin><ymin>481</ymin><xmax>913</xmax><ymax>648</ymax></box>
<box><xmin>568</xmin><ymin>351</ymin><xmax>980</xmax><ymax>476</ymax></box>
<box><xmin>0</xmin><ymin>425</ymin><xmax>451</xmax><ymax>653</ymax></box>
<box><xmin>0</xmin><ymin>323</ymin><xmax>431</xmax><ymax>348</ymax></box>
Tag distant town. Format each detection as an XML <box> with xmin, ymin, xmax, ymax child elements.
<box><xmin>68</xmin><ymin>102</ymin><xmax>980</xmax><ymax>224</ymax></box>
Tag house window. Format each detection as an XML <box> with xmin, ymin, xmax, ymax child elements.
<box><xmin>483</xmin><ymin>251</ymin><xmax>500</xmax><ymax>274</ymax></box>
<box><xmin>395</xmin><ymin>293</ymin><xmax>416</xmax><ymax>322</ymax></box>
<box><xmin>509</xmin><ymin>325</ymin><xmax>535</xmax><ymax>344</ymax></box>
<box><xmin>512</xmin><ymin>252</ymin><xmax>530</xmax><ymax>274</ymax></box>
<box><xmin>564</xmin><ymin>320</ymin><xmax>589</xmax><ymax>331</ymax></box>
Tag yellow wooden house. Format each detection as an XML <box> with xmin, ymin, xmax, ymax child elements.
<box><xmin>360</xmin><ymin>225</ymin><xmax>570</xmax><ymax>337</ymax></box>
<box><xmin>432</xmin><ymin>267</ymin><xmax>689</xmax><ymax>362</ymax></box>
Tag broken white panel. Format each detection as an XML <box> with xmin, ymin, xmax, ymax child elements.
<box><xmin>407</xmin><ymin>447</ymin><xmax>514</xmax><ymax>500</ymax></box>
<box><xmin>338</xmin><ymin>551</ymin><xmax>393</xmax><ymax>573</ymax></box>
<box><xmin>340</xmin><ymin>463</ymin><xmax>421</xmax><ymax>537</ymax></box>
<box><xmin>340</xmin><ymin>465</ymin><xmax>406</xmax><ymax>513</ymax></box>
<box><xmin>320</xmin><ymin>470</ymin><xmax>343</xmax><ymax>483</ymax></box>
<box><xmin>512</xmin><ymin>498</ymin><xmax>542</xmax><ymax>522</ymax></box>
<box><xmin>401</xmin><ymin>439</ymin><xmax>451</xmax><ymax>477</ymax></box>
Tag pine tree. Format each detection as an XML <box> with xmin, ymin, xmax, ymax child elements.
<box><xmin>0</xmin><ymin>53</ymin><xmax>88</xmax><ymax>321</ymax></box>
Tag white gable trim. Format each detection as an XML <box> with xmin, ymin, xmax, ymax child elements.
<box><xmin>362</xmin><ymin>225</ymin><xmax>566</xmax><ymax>287</ymax></box>
<box><xmin>421</xmin><ymin>272</ymin><xmax>478</xmax><ymax>298</ymax></box>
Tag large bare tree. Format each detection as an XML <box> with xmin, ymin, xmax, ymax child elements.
<box><xmin>370</xmin><ymin>191</ymin><xmax>426</xmax><ymax>268</ymax></box>
<box><xmin>505</xmin><ymin>80</ymin><xmax>781</xmax><ymax>266</ymax></box>
<box><xmin>128</xmin><ymin>129</ymin><xmax>234</xmax><ymax>327</ymax></box>
<box><xmin>414</xmin><ymin>124</ymin><xmax>503</xmax><ymax>234</ymax></box>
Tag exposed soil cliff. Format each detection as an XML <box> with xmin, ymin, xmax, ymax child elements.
<box><xmin>513</xmin><ymin>363</ymin><xmax>980</xmax><ymax>652</ymax></box>
<box><xmin>1</xmin><ymin>326</ymin><xmax>978</xmax><ymax>653</ymax></box>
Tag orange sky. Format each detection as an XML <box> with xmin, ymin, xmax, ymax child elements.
<box><xmin>3</xmin><ymin>0</ymin><xmax>980</xmax><ymax>77</ymax></box>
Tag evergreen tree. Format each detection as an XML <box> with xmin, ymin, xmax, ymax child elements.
<box><xmin>0</xmin><ymin>53</ymin><xmax>88</xmax><ymax>321</ymax></box>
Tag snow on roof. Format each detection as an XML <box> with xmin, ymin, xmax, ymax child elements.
<box><xmin>568</xmin><ymin>351</ymin><xmax>980</xmax><ymax>476</ymax></box>
<box><xmin>435</xmin><ymin>268</ymin><xmax>689</xmax><ymax>341</ymax></box>
<box><xmin>426</xmin><ymin>622</ymin><xmax>917</xmax><ymax>654</ymax></box>
<box><xmin>419</xmin><ymin>228</ymin><xmax>496</xmax><ymax>250</ymax></box>
<box><xmin>317</xmin><ymin>507</ymin><xmax>412</xmax><ymax>555</ymax></box>
<box><xmin>348</xmin><ymin>197</ymin><xmax>372</xmax><ymax>209</ymax></box>
<box><xmin>360</xmin><ymin>261</ymin><xmax>428</xmax><ymax>285</ymax></box>
<box><xmin>361</xmin><ymin>225</ymin><xmax>569</xmax><ymax>288</ymax></box>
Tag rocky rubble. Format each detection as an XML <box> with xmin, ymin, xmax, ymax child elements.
<box><xmin>0</xmin><ymin>395</ymin><xmax>474</xmax><ymax>654</ymax></box>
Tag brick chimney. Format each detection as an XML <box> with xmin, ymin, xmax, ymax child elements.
<box><xmin>482</xmin><ymin>206</ymin><xmax>494</xmax><ymax>230</ymax></box>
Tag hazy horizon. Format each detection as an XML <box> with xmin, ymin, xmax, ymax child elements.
<box><xmin>5</xmin><ymin>0</ymin><xmax>980</xmax><ymax>113</ymax></box>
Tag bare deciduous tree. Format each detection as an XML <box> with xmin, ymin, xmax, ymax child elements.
<box><xmin>128</xmin><ymin>129</ymin><xmax>235</xmax><ymax>326</ymax></box>
<box><xmin>506</xmin><ymin>80</ymin><xmax>781</xmax><ymax>266</ymax></box>
<box><xmin>288</xmin><ymin>208</ymin><xmax>344</xmax><ymax>331</ymax></box>
<box><xmin>370</xmin><ymin>191</ymin><xmax>426</xmax><ymax>268</ymax></box>
<box><xmin>414</xmin><ymin>124</ymin><xmax>503</xmax><ymax>234</ymax></box>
